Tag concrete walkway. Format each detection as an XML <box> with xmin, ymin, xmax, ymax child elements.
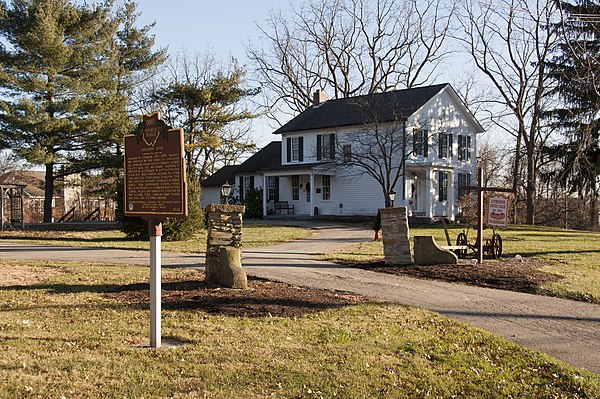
<box><xmin>0</xmin><ymin>222</ymin><xmax>598</xmax><ymax>374</ymax></box>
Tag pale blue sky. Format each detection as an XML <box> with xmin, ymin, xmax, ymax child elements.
<box><xmin>134</xmin><ymin>0</ymin><xmax>292</xmax><ymax>145</ymax></box>
<box><xmin>135</xmin><ymin>0</ymin><xmax>287</xmax><ymax>61</ymax></box>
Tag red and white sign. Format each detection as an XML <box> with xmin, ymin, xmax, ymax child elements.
<box><xmin>488</xmin><ymin>195</ymin><xmax>509</xmax><ymax>227</ymax></box>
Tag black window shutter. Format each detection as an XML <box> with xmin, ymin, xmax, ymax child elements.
<box><xmin>239</xmin><ymin>176</ymin><xmax>244</xmax><ymax>202</ymax></box>
<box><xmin>424</xmin><ymin>131</ymin><xmax>429</xmax><ymax>157</ymax></box>
<box><xmin>438</xmin><ymin>135</ymin><xmax>443</xmax><ymax>159</ymax></box>
<box><xmin>298</xmin><ymin>137</ymin><xmax>304</xmax><ymax>161</ymax></box>
<box><xmin>274</xmin><ymin>177</ymin><xmax>280</xmax><ymax>202</ymax></box>
<box><xmin>286</xmin><ymin>138</ymin><xmax>291</xmax><ymax>162</ymax></box>
<box><xmin>329</xmin><ymin>133</ymin><xmax>336</xmax><ymax>159</ymax></box>
<box><xmin>413</xmin><ymin>130</ymin><xmax>418</xmax><ymax>153</ymax></box>
<box><xmin>249</xmin><ymin>176</ymin><xmax>254</xmax><ymax>190</ymax></box>
<box><xmin>449</xmin><ymin>134</ymin><xmax>453</xmax><ymax>158</ymax></box>
<box><xmin>316</xmin><ymin>135</ymin><xmax>322</xmax><ymax>161</ymax></box>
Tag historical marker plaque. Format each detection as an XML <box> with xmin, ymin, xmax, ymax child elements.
<box><xmin>487</xmin><ymin>194</ymin><xmax>509</xmax><ymax>228</ymax></box>
<box><xmin>124</xmin><ymin>113</ymin><xmax>188</xmax><ymax>218</ymax></box>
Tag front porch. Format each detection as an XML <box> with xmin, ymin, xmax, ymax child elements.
<box><xmin>405</xmin><ymin>166</ymin><xmax>457</xmax><ymax>221</ymax></box>
<box><xmin>261</xmin><ymin>166</ymin><xmax>331</xmax><ymax>217</ymax></box>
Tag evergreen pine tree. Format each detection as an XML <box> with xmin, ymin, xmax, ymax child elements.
<box><xmin>546</xmin><ymin>0</ymin><xmax>600</xmax><ymax>226</ymax></box>
<box><xmin>0</xmin><ymin>0</ymin><xmax>118</xmax><ymax>222</ymax></box>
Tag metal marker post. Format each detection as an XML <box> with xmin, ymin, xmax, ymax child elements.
<box><xmin>149</xmin><ymin>219</ymin><xmax>162</xmax><ymax>348</ymax></box>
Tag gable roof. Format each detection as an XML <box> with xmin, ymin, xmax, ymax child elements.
<box><xmin>236</xmin><ymin>141</ymin><xmax>281</xmax><ymax>173</ymax></box>
<box><xmin>273</xmin><ymin>83</ymin><xmax>484</xmax><ymax>134</ymax></box>
<box><xmin>0</xmin><ymin>170</ymin><xmax>45</xmax><ymax>197</ymax></box>
<box><xmin>201</xmin><ymin>142</ymin><xmax>282</xmax><ymax>187</ymax></box>
<box><xmin>274</xmin><ymin>84</ymin><xmax>449</xmax><ymax>134</ymax></box>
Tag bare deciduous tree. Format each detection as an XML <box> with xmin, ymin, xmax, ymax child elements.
<box><xmin>0</xmin><ymin>151</ymin><xmax>18</xmax><ymax>177</ymax></box>
<box><xmin>139</xmin><ymin>51</ymin><xmax>259</xmax><ymax>180</ymax></box>
<box><xmin>457</xmin><ymin>0</ymin><xmax>559</xmax><ymax>224</ymax></box>
<box><xmin>248</xmin><ymin>0</ymin><xmax>456</xmax><ymax>122</ymax></box>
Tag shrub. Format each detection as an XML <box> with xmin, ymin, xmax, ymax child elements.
<box><xmin>244</xmin><ymin>187</ymin><xmax>263</xmax><ymax>218</ymax></box>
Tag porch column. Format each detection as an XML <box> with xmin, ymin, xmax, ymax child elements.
<box><xmin>309</xmin><ymin>172</ymin><xmax>315</xmax><ymax>216</ymax></box>
<box><xmin>447</xmin><ymin>170</ymin><xmax>455</xmax><ymax>221</ymax></box>
<box><xmin>425</xmin><ymin>169</ymin><xmax>433</xmax><ymax>218</ymax></box>
<box><xmin>262</xmin><ymin>175</ymin><xmax>268</xmax><ymax>217</ymax></box>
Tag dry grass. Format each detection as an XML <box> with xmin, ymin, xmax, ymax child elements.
<box><xmin>0</xmin><ymin>259</ymin><xmax>598</xmax><ymax>398</ymax></box>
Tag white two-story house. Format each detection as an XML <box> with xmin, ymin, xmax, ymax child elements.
<box><xmin>201</xmin><ymin>83</ymin><xmax>483</xmax><ymax>220</ymax></box>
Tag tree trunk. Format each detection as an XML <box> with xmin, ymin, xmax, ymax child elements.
<box><xmin>43</xmin><ymin>163</ymin><xmax>55</xmax><ymax>223</ymax></box>
<box><xmin>525</xmin><ymin>145</ymin><xmax>536</xmax><ymax>225</ymax></box>
<box><xmin>590</xmin><ymin>194</ymin><xmax>598</xmax><ymax>229</ymax></box>
<box><xmin>512</xmin><ymin>128</ymin><xmax>523</xmax><ymax>224</ymax></box>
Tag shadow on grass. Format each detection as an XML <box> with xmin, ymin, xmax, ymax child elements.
<box><xmin>2</xmin><ymin>278</ymin><xmax>365</xmax><ymax>318</ymax></box>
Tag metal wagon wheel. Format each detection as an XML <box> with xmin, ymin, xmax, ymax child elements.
<box><xmin>491</xmin><ymin>233</ymin><xmax>503</xmax><ymax>259</ymax></box>
<box><xmin>455</xmin><ymin>232</ymin><xmax>468</xmax><ymax>258</ymax></box>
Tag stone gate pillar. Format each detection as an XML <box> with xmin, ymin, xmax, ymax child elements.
<box><xmin>380</xmin><ymin>206</ymin><xmax>413</xmax><ymax>265</ymax></box>
<box><xmin>205</xmin><ymin>204</ymin><xmax>247</xmax><ymax>288</ymax></box>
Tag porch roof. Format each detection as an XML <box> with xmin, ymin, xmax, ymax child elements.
<box><xmin>201</xmin><ymin>165</ymin><xmax>242</xmax><ymax>187</ymax></box>
<box><xmin>263</xmin><ymin>162</ymin><xmax>325</xmax><ymax>173</ymax></box>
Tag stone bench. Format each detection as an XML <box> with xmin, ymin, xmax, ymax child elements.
<box><xmin>414</xmin><ymin>236</ymin><xmax>458</xmax><ymax>265</ymax></box>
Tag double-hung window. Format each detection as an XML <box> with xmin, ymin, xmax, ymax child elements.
<box><xmin>292</xmin><ymin>138</ymin><xmax>300</xmax><ymax>161</ymax></box>
<box><xmin>317</xmin><ymin>133</ymin><xmax>336</xmax><ymax>161</ymax></box>
<box><xmin>439</xmin><ymin>171</ymin><xmax>448</xmax><ymax>202</ymax></box>
<box><xmin>322</xmin><ymin>175</ymin><xmax>331</xmax><ymax>200</ymax></box>
<box><xmin>267</xmin><ymin>176</ymin><xmax>279</xmax><ymax>202</ymax></box>
<box><xmin>413</xmin><ymin>129</ymin><xmax>428</xmax><ymax>157</ymax></box>
<box><xmin>457</xmin><ymin>173</ymin><xmax>471</xmax><ymax>197</ymax></box>
<box><xmin>287</xmin><ymin>137</ymin><xmax>304</xmax><ymax>162</ymax></box>
<box><xmin>343</xmin><ymin>144</ymin><xmax>352</xmax><ymax>162</ymax></box>
<box><xmin>292</xmin><ymin>175</ymin><xmax>300</xmax><ymax>201</ymax></box>
<box><xmin>439</xmin><ymin>133</ymin><xmax>453</xmax><ymax>159</ymax></box>
<box><xmin>458</xmin><ymin>135</ymin><xmax>471</xmax><ymax>161</ymax></box>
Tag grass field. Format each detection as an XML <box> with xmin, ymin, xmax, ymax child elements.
<box><xmin>325</xmin><ymin>225</ymin><xmax>600</xmax><ymax>304</ymax></box>
<box><xmin>1</xmin><ymin>259</ymin><xmax>598</xmax><ymax>398</ymax></box>
<box><xmin>0</xmin><ymin>223</ymin><xmax>313</xmax><ymax>253</ymax></box>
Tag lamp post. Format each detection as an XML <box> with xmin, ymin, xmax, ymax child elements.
<box><xmin>221</xmin><ymin>180</ymin><xmax>232</xmax><ymax>204</ymax></box>
<box><xmin>389</xmin><ymin>189</ymin><xmax>396</xmax><ymax>208</ymax></box>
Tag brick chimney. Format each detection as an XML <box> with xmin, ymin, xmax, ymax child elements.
<box><xmin>313</xmin><ymin>89</ymin><xmax>327</xmax><ymax>106</ymax></box>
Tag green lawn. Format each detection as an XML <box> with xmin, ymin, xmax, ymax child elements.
<box><xmin>0</xmin><ymin>223</ymin><xmax>313</xmax><ymax>253</ymax></box>
<box><xmin>325</xmin><ymin>225</ymin><xmax>600</xmax><ymax>303</ymax></box>
<box><xmin>1</xmin><ymin>259</ymin><xmax>598</xmax><ymax>398</ymax></box>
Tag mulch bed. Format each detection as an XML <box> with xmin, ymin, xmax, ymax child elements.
<box><xmin>351</xmin><ymin>257</ymin><xmax>561</xmax><ymax>295</ymax></box>
<box><xmin>104</xmin><ymin>274</ymin><xmax>365</xmax><ymax>318</ymax></box>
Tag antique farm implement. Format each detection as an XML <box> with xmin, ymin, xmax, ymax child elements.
<box><xmin>454</xmin><ymin>227</ymin><xmax>502</xmax><ymax>259</ymax></box>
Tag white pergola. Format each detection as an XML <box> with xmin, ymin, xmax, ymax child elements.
<box><xmin>0</xmin><ymin>184</ymin><xmax>26</xmax><ymax>230</ymax></box>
